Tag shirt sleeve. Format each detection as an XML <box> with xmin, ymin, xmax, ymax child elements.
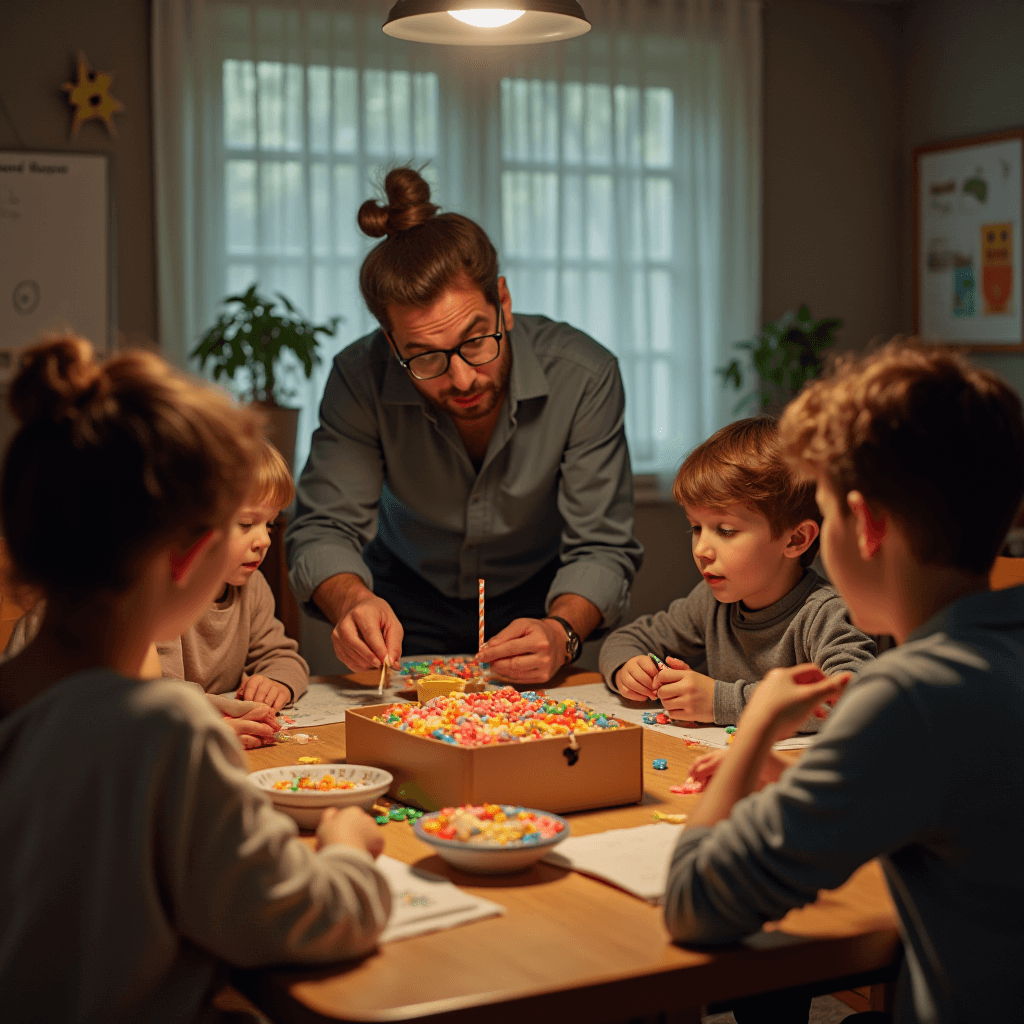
<box><xmin>663</xmin><ymin>672</ymin><xmax>938</xmax><ymax>946</ymax></box>
<box><xmin>805</xmin><ymin>596</ymin><xmax>878</xmax><ymax>679</ymax></box>
<box><xmin>243</xmin><ymin>572</ymin><xmax>310</xmax><ymax>701</ymax></box>
<box><xmin>286</xmin><ymin>359</ymin><xmax>385</xmax><ymax>616</ymax></box>
<box><xmin>598</xmin><ymin>588</ymin><xmax>708</xmax><ymax>690</ymax></box>
<box><xmin>154</xmin><ymin>697</ymin><xmax>391</xmax><ymax>966</ymax></box>
<box><xmin>548</xmin><ymin>358</ymin><xmax>643</xmax><ymax>629</ymax></box>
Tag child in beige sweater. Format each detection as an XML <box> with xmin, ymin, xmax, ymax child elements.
<box><xmin>6</xmin><ymin>443</ymin><xmax>308</xmax><ymax>747</ymax></box>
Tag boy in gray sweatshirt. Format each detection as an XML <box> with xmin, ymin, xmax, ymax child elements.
<box><xmin>664</xmin><ymin>343</ymin><xmax>1024</xmax><ymax>1023</ymax></box>
<box><xmin>600</xmin><ymin>417</ymin><xmax>875</xmax><ymax>730</ymax></box>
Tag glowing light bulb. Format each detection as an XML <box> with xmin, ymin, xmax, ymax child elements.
<box><xmin>448</xmin><ymin>9</ymin><xmax>526</xmax><ymax>28</ymax></box>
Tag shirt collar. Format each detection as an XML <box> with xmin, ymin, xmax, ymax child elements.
<box><xmin>378</xmin><ymin>318</ymin><xmax>550</xmax><ymax>408</ymax></box>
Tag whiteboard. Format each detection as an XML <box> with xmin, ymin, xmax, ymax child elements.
<box><xmin>0</xmin><ymin>152</ymin><xmax>111</xmax><ymax>381</ymax></box>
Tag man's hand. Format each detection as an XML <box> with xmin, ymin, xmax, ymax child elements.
<box><xmin>314</xmin><ymin>574</ymin><xmax>403</xmax><ymax>671</ymax></box>
<box><xmin>237</xmin><ymin>673</ymin><xmax>291</xmax><ymax>710</ymax></box>
<box><xmin>742</xmin><ymin>664</ymin><xmax>851</xmax><ymax>743</ymax></box>
<box><xmin>331</xmin><ymin>593</ymin><xmax>403</xmax><ymax>670</ymax></box>
<box><xmin>614</xmin><ymin>655</ymin><xmax>659</xmax><ymax>701</ymax></box>
<box><xmin>478</xmin><ymin>617</ymin><xmax>567</xmax><ymax>684</ymax></box>
<box><xmin>317</xmin><ymin>806</ymin><xmax>385</xmax><ymax>859</ymax></box>
<box><xmin>655</xmin><ymin>656</ymin><xmax>715</xmax><ymax>722</ymax></box>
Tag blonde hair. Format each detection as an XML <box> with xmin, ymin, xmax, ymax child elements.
<box><xmin>251</xmin><ymin>440</ymin><xmax>294</xmax><ymax>510</ymax></box>
<box><xmin>1</xmin><ymin>334</ymin><xmax>264</xmax><ymax>597</ymax></box>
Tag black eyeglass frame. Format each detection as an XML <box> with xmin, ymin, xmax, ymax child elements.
<box><xmin>386</xmin><ymin>309</ymin><xmax>505</xmax><ymax>381</ymax></box>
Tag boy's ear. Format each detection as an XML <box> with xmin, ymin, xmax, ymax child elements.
<box><xmin>783</xmin><ymin>519</ymin><xmax>820</xmax><ymax>559</ymax></box>
<box><xmin>169</xmin><ymin>530</ymin><xmax>217</xmax><ymax>586</ymax></box>
<box><xmin>847</xmin><ymin>491</ymin><xmax>886</xmax><ymax>558</ymax></box>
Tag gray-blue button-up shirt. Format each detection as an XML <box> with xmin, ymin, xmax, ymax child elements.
<box><xmin>286</xmin><ymin>314</ymin><xmax>643</xmax><ymax>627</ymax></box>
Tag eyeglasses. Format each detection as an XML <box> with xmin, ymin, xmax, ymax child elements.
<box><xmin>387</xmin><ymin>310</ymin><xmax>504</xmax><ymax>381</ymax></box>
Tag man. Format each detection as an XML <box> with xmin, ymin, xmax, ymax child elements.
<box><xmin>286</xmin><ymin>168</ymin><xmax>642</xmax><ymax>684</ymax></box>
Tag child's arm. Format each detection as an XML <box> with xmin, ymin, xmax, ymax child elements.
<box><xmin>156</xmin><ymin>690</ymin><xmax>391</xmax><ymax>966</ymax></box>
<box><xmin>599</xmin><ymin>591</ymin><xmax>708</xmax><ymax>698</ymax></box>
<box><xmin>239</xmin><ymin>572</ymin><xmax>310</xmax><ymax>709</ymax></box>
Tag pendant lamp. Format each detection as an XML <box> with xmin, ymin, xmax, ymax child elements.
<box><xmin>383</xmin><ymin>0</ymin><xmax>591</xmax><ymax>45</ymax></box>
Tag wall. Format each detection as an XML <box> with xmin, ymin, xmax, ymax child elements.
<box><xmin>761</xmin><ymin>0</ymin><xmax>904</xmax><ymax>353</ymax></box>
<box><xmin>901</xmin><ymin>0</ymin><xmax>1024</xmax><ymax>391</ymax></box>
<box><xmin>0</xmin><ymin>0</ymin><xmax>157</xmax><ymax>452</ymax></box>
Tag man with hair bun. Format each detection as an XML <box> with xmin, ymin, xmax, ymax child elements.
<box><xmin>287</xmin><ymin>167</ymin><xmax>642</xmax><ymax>682</ymax></box>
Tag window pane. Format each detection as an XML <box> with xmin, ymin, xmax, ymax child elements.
<box><xmin>258</xmin><ymin>62</ymin><xmax>303</xmax><ymax>151</ymax></box>
<box><xmin>562</xmin><ymin>83</ymin><xmax>584</xmax><ymax>165</ymax></box>
<box><xmin>562</xmin><ymin>174</ymin><xmax>583</xmax><ymax>260</ymax></box>
<box><xmin>646</xmin><ymin>178</ymin><xmax>673</xmax><ymax>261</ymax></box>
<box><xmin>502</xmin><ymin>171</ymin><xmax>558</xmax><ymax>259</ymax></box>
<box><xmin>225</xmin><ymin>160</ymin><xmax>256</xmax><ymax>253</ymax></box>
<box><xmin>260</xmin><ymin>161</ymin><xmax>305</xmax><ymax>254</ymax></box>
<box><xmin>586</xmin><ymin>174</ymin><xmax>613</xmax><ymax>261</ymax></box>
<box><xmin>308</xmin><ymin>66</ymin><xmax>330</xmax><ymax>153</ymax></box>
<box><xmin>584</xmin><ymin>84</ymin><xmax>612</xmax><ymax>166</ymax></box>
<box><xmin>334</xmin><ymin>164</ymin><xmax>360</xmax><ymax>257</ymax></box>
<box><xmin>413</xmin><ymin>73</ymin><xmax>438</xmax><ymax>157</ymax></box>
<box><xmin>645</xmin><ymin>88</ymin><xmax>673</xmax><ymax>168</ymax></box>
<box><xmin>650</xmin><ymin>270</ymin><xmax>672</xmax><ymax>353</ymax></box>
<box><xmin>224</xmin><ymin>60</ymin><xmax>255</xmax><ymax>149</ymax></box>
<box><xmin>334</xmin><ymin>68</ymin><xmax>358</xmax><ymax>154</ymax></box>
<box><xmin>614</xmin><ymin>86</ymin><xmax>642</xmax><ymax>167</ymax></box>
<box><xmin>311</xmin><ymin>163</ymin><xmax>330</xmax><ymax>256</ymax></box>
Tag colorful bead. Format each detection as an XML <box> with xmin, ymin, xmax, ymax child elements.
<box><xmin>652</xmin><ymin>758</ymin><xmax>668</xmax><ymax>770</ymax></box>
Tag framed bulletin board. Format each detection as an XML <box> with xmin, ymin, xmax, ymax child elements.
<box><xmin>0</xmin><ymin>152</ymin><xmax>112</xmax><ymax>382</ymax></box>
<box><xmin>913</xmin><ymin>127</ymin><xmax>1023</xmax><ymax>352</ymax></box>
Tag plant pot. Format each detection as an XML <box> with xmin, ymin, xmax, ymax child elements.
<box><xmin>255</xmin><ymin>402</ymin><xmax>300</xmax><ymax>474</ymax></box>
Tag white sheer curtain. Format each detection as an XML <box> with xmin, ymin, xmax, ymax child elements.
<box><xmin>153</xmin><ymin>0</ymin><xmax>762</xmax><ymax>476</ymax></box>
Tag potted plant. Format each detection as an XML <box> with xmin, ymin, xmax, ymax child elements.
<box><xmin>717</xmin><ymin>305</ymin><xmax>842</xmax><ymax>414</ymax></box>
<box><xmin>192</xmin><ymin>284</ymin><xmax>339</xmax><ymax>471</ymax></box>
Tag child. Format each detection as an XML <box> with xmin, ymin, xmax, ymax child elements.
<box><xmin>0</xmin><ymin>336</ymin><xmax>390</xmax><ymax>1020</ymax></box>
<box><xmin>156</xmin><ymin>439</ymin><xmax>309</xmax><ymax>713</ymax></box>
<box><xmin>600</xmin><ymin>417</ymin><xmax>875</xmax><ymax>730</ymax></box>
<box><xmin>663</xmin><ymin>343</ymin><xmax>1024</xmax><ymax>1022</ymax></box>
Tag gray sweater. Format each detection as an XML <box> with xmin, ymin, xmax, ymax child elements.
<box><xmin>663</xmin><ymin>587</ymin><xmax>1024</xmax><ymax>1024</ymax></box>
<box><xmin>599</xmin><ymin>569</ymin><xmax>876</xmax><ymax>728</ymax></box>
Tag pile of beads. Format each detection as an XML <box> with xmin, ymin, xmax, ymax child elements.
<box><xmin>421</xmin><ymin>804</ymin><xmax>565</xmax><ymax>845</ymax></box>
<box><xmin>372</xmin><ymin>686</ymin><xmax>622</xmax><ymax>747</ymax></box>
<box><xmin>272</xmin><ymin>773</ymin><xmax>366</xmax><ymax>792</ymax></box>
<box><xmin>393</xmin><ymin>656</ymin><xmax>491</xmax><ymax>681</ymax></box>
<box><xmin>375</xmin><ymin>804</ymin><xmax>425</xmax><ymax>825</ymax></box>
<box><xmin>642</xmin><ymin>710</ymin><xmax>672</xmax><ymax>725</ymax></box>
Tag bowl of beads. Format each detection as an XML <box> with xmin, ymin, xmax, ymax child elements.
<box><xmin>249</xmin><ymin>764</ymin><xmax>393</xmax><ymax>829</ymax></box>
<box><xmin>414</xmin><ymin>803</ymin><xmax>570</xmax><ymax>874</ymax></box>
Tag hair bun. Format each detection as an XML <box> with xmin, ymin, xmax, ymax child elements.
<box><xmin>9</xmin><ymin>335</ymin><xmax>110</xmax><ymax>427</ymax></box>
<box><xmin>358</xmin><ymin>166</ymin><xmax>439</xmax><ymax>239</ymax></box>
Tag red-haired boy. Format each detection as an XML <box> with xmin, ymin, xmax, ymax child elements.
<box><xmin>664</xmin><ymin>344</ymin><xmax>1024</xmax><ymax>1022</ymax></box>
<box><xmin>600</xmin><ymin>417</ymin><xmax>875</xmax><ymax>731</ymax></box>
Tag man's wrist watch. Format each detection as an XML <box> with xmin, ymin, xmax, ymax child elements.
<box><xmin>546</xmin><ymin>615</ymin><xmax>582</xmax><ymax>664</ymax></box>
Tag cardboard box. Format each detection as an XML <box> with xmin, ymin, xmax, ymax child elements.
<box><xmin>345</xmin><ymin>704</ymin><xmax>644</xmax><ymax>813</ymax></box>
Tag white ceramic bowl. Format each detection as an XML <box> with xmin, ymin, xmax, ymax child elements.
<box><xmin>249</xmin><ymin>764</ymin><xmax>393</xmax><ymax>829</ymax></box>
<box><xmin>413</xmin><ymin>807</ymin><xmax>570</xmax><ymax>875</ymax></box>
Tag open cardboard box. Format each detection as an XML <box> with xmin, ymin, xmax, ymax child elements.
<box><xmin>345</xmin><ymin>704</ymin><xmax>645</xmax><ymax>813</ymax></box>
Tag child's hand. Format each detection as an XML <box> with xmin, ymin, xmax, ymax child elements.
<box><xmin>223</xmin><ymin>712</ymin><xmax>277</xmax><ymax>749</ymax></box>
<box><xmin>316</xmin><ymin>807</ymin><xmax>385</xmax><ymax>859</ymax></box>
<box><xmin>656</xmin><ymin>656</ymin><xmax>715</xmax><ymax>722</ymax></box>
<box><xmin>689</xmin><ymin>747</ymin><xmax>789</xmax><ymax>790</ymax></box>
<box><xmin>615</xmin><ymin>655</ymin><xmax>659</xmax><ymax>701</ymax></box>
<box><xmin>237</xmin><ymin>673</ymin><xmax>291</xmax><ymax>710</ymax></box>
<box><xmin>741</xmin><ymin>664</ymin><xmax>851</xmax><ymax>742</ymax></box>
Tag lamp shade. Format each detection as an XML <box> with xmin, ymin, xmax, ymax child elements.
<box><xmin>383</xmin><ymin>0</ymin><xmax>591</xmax><ymax>45</ymax></box>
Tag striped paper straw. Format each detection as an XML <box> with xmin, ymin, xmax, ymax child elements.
<box><xmin>478</xmin><ymin>578</ymin><xmax>485</xmax><ymax>653</ymax></box>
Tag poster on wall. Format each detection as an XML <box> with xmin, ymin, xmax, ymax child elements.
<box><xmin>913</xmin><ymin>128</ymin><xmax>1023</xmax><ymax>351</ymax></box>
<box><xmin>0</xmin><ymin>152</ymin><xmax>111</xmax><ymax>383</ymax></box>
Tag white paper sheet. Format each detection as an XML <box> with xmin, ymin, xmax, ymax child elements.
<box><xmin>277</xmin><ymin>681</ymin><xmax>412</xmax><ymax>730</ymax></box>
<box><xmin>552</xmin><ymin>681</ymin><xmax>814</xmax><ymax>751</ymax></box>
<box><xmin>543</xmin><ymin>823</ymin><xmax>685</xmax><ymax>903</ymax></box>
<box><xmin>374</xmin><ymin>855</ymin><xmax>505</xmax><ymax>942</ymax></box>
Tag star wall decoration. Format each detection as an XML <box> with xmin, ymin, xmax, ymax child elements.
<box><xmin>62</xmin><ymin>51</ymin><xmax>124</xmax><ymax>137</ymax></box>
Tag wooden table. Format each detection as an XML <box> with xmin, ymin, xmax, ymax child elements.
<box><xmin>238</xmin><ymin>671</ymin><xmax>900</xmax><ymax>1023</ymax></box>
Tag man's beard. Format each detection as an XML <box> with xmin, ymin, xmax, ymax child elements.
<box><xmin>431</xmin><ymin>359</ymin><xmax>511</xmax><ymax>421</ymax></box>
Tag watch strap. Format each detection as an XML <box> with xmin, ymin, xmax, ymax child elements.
<box><xmin>547</xmin><ymin>615</ymin><xmax>582</xmax><ymax>663</ymax></box>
